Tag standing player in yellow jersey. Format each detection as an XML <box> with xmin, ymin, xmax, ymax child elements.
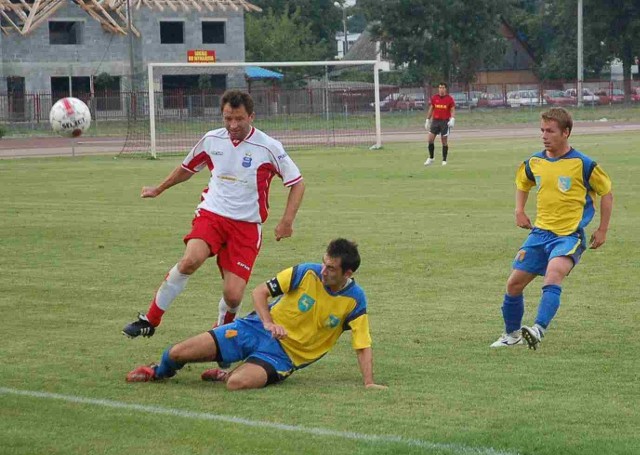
<box><xmin>491</xmin><ymin>107</ymin><xmax>613</xmax><ymax>350</ymax></box>
<box><xmin>126</xmin><ymin>239</ymin><xmax>387</xmax><ymax>390</ymax></box>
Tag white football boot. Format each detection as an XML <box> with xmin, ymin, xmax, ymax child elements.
<box><xmin>424</xmin><ymin>157</ymin><xmax>434</xmax><ymax>166</ymax></box>
<box><xmin>521</xmin><ymin>325</ymin><xmax>544</xmax><ymax>350</ymax></box>
<box><xmin>490</xmin><ymin>330</ymin><xmax>524</xmax><ymax>348</ymax></box>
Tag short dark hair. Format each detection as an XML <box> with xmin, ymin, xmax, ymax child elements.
<box><xmin>326</xmin><ymin>238</ymin><xmax>361</xmax><ymax>273</ymax></box>
<box><xmin>438</xmin><ymin>82</ymin><xmax>448</xmax><ymax>89</ymax></box>
<box><xmin>541</xmin><ymin>107</ymin><xmax>573</xmax><ymax>134</ymax></box>
<box><xmin>221</xmin><ymin>90</ymin><xmax>254</xmax><ymax>115</ymax></box>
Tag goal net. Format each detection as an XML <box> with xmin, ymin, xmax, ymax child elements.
<box><xmin>119</xmin><ymin>60</ymin><xmax>382</xmax><ymax>158</ymax></box>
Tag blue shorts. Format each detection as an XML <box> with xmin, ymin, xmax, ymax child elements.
<box><xmin>512</xmin><ymin>228</ymin><xmax>586</xmax><ymax>276</ymax></box>
<box><xmin>209</xmin><ymin>315</ymin><xmax>294</xmax><ymax>382</ymax></box>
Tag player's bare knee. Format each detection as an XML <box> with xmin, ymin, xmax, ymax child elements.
<box><xmin>506</xmin><ymin>279</ymin><xmax>525</xmax><ymax>296</ymax></box>
<box><xmin>543</xmin><ymin>271</ymin><xmax>564</xmax><ymax>286</ymax></box>
<box><xmin>222</xmin><ymin>289</ymin><xmax>244</xmax><ymax>307</ymax></box>
<box><xmin>177</xmin><ymin>257</ymin><xmax>202</xmax><ymax>274</ymax></box>
<box><xmin>168</xmin><ymin>344</ymin><xmax>190</xmax><ymax>363</ymax></box>
<box><xmin>225</xmin><ymin>375</ymin><xmax>257</xmax><ymax>391</ymax></box>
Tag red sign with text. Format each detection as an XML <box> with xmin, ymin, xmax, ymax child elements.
<box><xmin>187</xmin><ymin>50</ymin><xmax>216</xmax><ymax>63</ymax></box>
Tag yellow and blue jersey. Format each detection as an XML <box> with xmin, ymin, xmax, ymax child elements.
<box><xmin>516</xmin><ymin>148</ymin><xmax>612</xmax><ymax>236</ymax></box>
<box><xmin>266</xmin><ymin>263</ymin><xmax>372</xmax><ymax>368</ymax></box>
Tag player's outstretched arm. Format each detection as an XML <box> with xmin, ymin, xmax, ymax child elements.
<box><xmin>275</xmin><ymin>181</ymin><xmax>305</xmax><ymax>241</ymax></box>
<box><xmin>590</xmin><ymin>192</ymin><xmax>613</xmax><ymax>249</ymax></box>
<box><xmin>141</xmin><ymin>166</ymin><xmax>194</xmax><ymax>198</ymax></box>
<box><xmin>356</xmin><ymin>347</ymin><xmax>387</xmax><ymax>390</ymax></box>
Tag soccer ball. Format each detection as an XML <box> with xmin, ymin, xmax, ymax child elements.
<box><xmin>49</xmin><ymin>97</ymin><xmax>91</xmax><ymax>138</ymax></box>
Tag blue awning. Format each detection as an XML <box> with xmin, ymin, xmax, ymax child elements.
<box><xmin>245</xmin><ymin>66</ymin><xmax>284</xmax><ymax>80</ymax></box>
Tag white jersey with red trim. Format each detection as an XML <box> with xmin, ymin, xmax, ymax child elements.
<box><xmin>181</xmin><ymin>126</ymin><xmax>302</xmax><ymax>223</ymax></box>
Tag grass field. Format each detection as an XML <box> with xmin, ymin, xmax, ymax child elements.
<box><xmin>1</xmin><ymin>130</ymin><xmax>638</xmax><ymax>455</ymax></box>
<box><xmin>4</xmin><ymin>103</ymin><xmax>640</xmax><ymax>138</ymax></box>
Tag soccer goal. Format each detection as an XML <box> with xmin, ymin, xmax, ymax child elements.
<box><xmin>119</xmin><ymin>60</ymin><xmax>383</xmax><ymax>158</ymax></box>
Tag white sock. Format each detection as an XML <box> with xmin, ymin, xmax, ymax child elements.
<box><xmin>154</xmin><ymin>264</ymin><xmax>190</xmax><ymax>311</ymax></box>
<box><xmin>217</xmin><ymin>297</ymin><xmax>240</xmax><ymax>325</ymax></box>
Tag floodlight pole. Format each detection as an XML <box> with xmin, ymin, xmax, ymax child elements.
<box><xmin>334</xmin><ymin>1</ymin><xmax>348</xmax><ymax>58</ymax></box>
<box><xmin>342</xmin><ymin>6</ymin><xmax>348</xmax><ymax>57</ymax></box>
<box><xmin>577</xmin><ymin>0</ymin><xmax>583</xmax><ymax>107</ymax></box>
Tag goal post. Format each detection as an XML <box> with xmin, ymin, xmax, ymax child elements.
<box><xmin>133</xmin><ymin>60</ymin><xmax>383</xmax><ymax>158</ymax></box>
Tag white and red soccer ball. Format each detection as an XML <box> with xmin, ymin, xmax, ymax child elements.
<box><xmin>49</xmin><ymin>97</ymin><xmax>92</xmax><ymax>137</ymax></box>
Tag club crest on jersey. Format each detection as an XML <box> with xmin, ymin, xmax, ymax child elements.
<box><xmin>298</xmin><ymin>294</ymin><xmax>315</xmax><ymax>312</ymax></box>
<box><xmin>325</xmin><ymin>314</ymin><xmax>340</xmax><ymax>328</ymax></box>
<box><xmin>558</xmin><ymin>176</ymin><xmax>572</xmax><ymax>192</ymax></box>
<box><xmin>242</xmin><ymin>152</ymin><xmax>252</xmax><ymax>168</ymax></box>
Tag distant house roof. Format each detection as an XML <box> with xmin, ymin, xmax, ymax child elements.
<box><xmin>245</xmin><ymin>66</ymin><xmax>284</xmax><ymax>80</ymax></box>
<box><xmin>344</xmin><ymin>29</ymin><xmax>378</xmax><ymax>61</ymax></box>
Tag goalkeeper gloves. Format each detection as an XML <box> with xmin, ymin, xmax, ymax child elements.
<box><xmin>447</xmin><ymin>117</ymin><xmax>455</xmax><ymax>128</ymax></box>
<box><xmin>424</xmin><ymin>119</ymin><xmax>431</xmax><ymax>131</ymax></box>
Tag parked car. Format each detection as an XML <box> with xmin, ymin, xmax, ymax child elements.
<box><xmin>375</xmin><ymin>93</ymin><xmax>401</xmax><ymax>111</ymax></box>
<box><xmin>595</xmin><ymin>88</ymin><xmax>625</xmax><ymax>104</ymax></box>
<box><xmin>406</xmin><ymin>93</ymin><xmax>426</xmax><ymax>110</ymax></box>
<box><xmin>543</xmin><ymin>89</ymin><xmax>575</xmax><ymax>106</ymax></box>
<box><xmin>373</xmin><ymin>92</ymin><xmax>425</xmax><ymax>111</ymax></box>
<box><xmin>390</xmin><ymin>93</ymin><xmax>425</xmax><ymax>111</ymax></box>
<box><xmin>477</xmin><ymin>92</ymin><xmax>508</xmax><ymax>108</ymax></box>
<box><xmin>507</xmin><ymin>90</ymin><xmax>545</xmax><ymax>107</ymax></box>
<box><xmin>449</xmin><ymin>91</ymin><xmax>480</xmax><ymax>109</ymax></box>
<box><xmin>564</xmin><ymin>88</ymin><xmax>600</xmax><ymax>105</ymax></box>
<box><xmin>468</xmin><ymin>91</ymin><xmax>482</xmax><ymax>108</ymax></box>
<box><xmin>450</xmin><ymin>92</ymin><xmax>471</xmax><ymax>108</ymax></box>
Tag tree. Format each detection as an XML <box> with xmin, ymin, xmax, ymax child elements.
<box><xmin>245</xmin><ymin>7</ymin><xmax>330</xmax><ymax>85</ymax></box>
<box><xmin>358</xmin><ymin>0</ymin><xmax>504</xmax><ymax>86</ymax></box>
<box><xmin>248</xmin><ymin>0</ymin><xmax>342</xmax><ymax>60</ymax></box>
<box><xmin>505</xmin><ymin>1</ymin><xmax>605</xmax><ymax>81</ymax></box>
<box><xmin>506</xmin><ymin>0</ymin><xmax>639</xmax><ymax>98</ymax></box>
<box><xmin>93</xmin><ymin>72</ymin><xmax>117</xmax><ymax>92</ymax></box>
<box><xmin>585</xmin><ymin>0</ymin><xmax>640</xmax><ymax>101</ymax></box>
<box><xmin>245</xmin><ymin>7</ymin><xmax>329</xmax><ymax>63</ymax></box>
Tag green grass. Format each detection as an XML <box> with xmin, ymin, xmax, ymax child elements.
<box><xmin>3</xmin><ymin>103</ymin><xmax>640</xmax><ymax>138</ymax></box>
<box><xmin>1</xmin><ymin>132</ymin><xmax>639</xmax><ymax>455</ymax></box>
<box><xmin>379</xmin><ymin>103</ymin><xmax>640</xmax><ymax>129</ymax></box>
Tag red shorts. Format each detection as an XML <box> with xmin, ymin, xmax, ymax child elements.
<box><xmin>183</xmin><ymin>209</ymin><xmax>262</xmax><ymax>282</ymax></box>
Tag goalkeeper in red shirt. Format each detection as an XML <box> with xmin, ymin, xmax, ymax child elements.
<box><xmin>424</xmin><ymin>82</ymin><xmax>456</xmax><ymax>166</ymax></box>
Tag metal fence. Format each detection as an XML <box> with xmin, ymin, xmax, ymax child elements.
<box><xmin>1</xmin><ymin>80</ymin><xmax>638</xmax><ymax>138</ymax></box>
<box><xmin>398</xmin><ymin>80</ymin><xmax>640</xmax><ymax>110</ymax></box>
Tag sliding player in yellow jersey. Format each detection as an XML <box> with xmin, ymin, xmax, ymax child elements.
<box><xmin>126</xmin><ymin>239</ymin><xmax>386</xmax><ymax>390</ymax></box>
<box><xmin>491</xmin><ymin>107</ymin><xmax>613</xmax><ymax>350</ymax></box>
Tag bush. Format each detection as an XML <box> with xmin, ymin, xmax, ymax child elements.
<box><xmin>0</xmin><ymin>124</ymin><xmax>6</xmax><ymax>139</ymax></box>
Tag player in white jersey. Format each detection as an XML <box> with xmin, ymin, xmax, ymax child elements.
<box><xmin>123</xmin><ymin>90</ymin><xmax>305</xmax><ymax>342</ymax></box>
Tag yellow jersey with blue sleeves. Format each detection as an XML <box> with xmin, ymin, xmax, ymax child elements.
<box><xmin>515</xmin><ymin>148</ymin><xmax>612</xmax><ymax>236</ymax></box>
<box><xmin>266</xmin><ymin>263</ymin><xmax>371</xmax><ymax>368</ymax></box>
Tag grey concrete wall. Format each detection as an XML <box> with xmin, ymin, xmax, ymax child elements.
<box><xmin>1</xmin><ymin>2</ymin><xmax>247</xmax><ymax>93</ymax></box>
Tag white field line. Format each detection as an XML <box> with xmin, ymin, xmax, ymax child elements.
<box><xmin>0</xmin><ymin>387</ymin><xmax>519</xmax><ymax>455</ymax></box>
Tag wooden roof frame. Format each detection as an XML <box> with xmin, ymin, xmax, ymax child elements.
<box><xmin>0</xmin><ymin>0</ymin><xmax>261</xmax><ymax>36</ymax></box>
